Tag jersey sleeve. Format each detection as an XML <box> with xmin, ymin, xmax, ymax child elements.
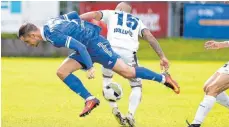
<box><xmin>59</xmin><ymin>11</ymin><xmax>80</xmax><ymax>21</ymax></box>
<box><xmin>100</xmin><ymin>10</ymin><xmax>113</xmax><ymax>24</ymax></box>
<box><xmin>138</xmin><ymin>20</ymin><xmax>148</xmax><ymax>37</ymax></box>
<box><xmin>47</xmin><ymin>31</ymin><xmax>93</xmax><ymax>70</ymax></box>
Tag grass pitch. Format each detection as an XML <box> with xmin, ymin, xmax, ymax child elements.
<box><xmin>2</xmin><ymin>57</ymin><xmax>229</xmax><ymax>127</ymax></box>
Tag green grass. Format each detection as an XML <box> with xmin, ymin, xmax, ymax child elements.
<box><xmin>138</xmin><ymin>38</ymin><xmax>229</xmax><ymax>61</ymax></box>
<box><xmin>2</xmin><ymin>37</ymin><xmax>229</xmax><ymax>60</ymax></box>
<box><xmin>2</xmin><ymin>57</ymin><xmax>229</xmax><ymax>127</ymax></box>
<box><xmin>1</xmin><ymin>33</ymin><xmax>18</xmax><ymax>39</ymax></box>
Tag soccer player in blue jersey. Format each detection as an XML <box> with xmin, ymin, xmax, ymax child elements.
<box><xmin>18</xmin><ymin>11</ymin><xmax>180</xmax><ymax>117</ymax></box>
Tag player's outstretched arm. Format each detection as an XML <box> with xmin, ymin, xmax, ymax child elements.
<box><xmin>60</xmin><ymin>11</ymin><xmax>80</xmax><ymax>21</ymax></box>
<box><xmin>142</xmin><ymin>29</ymin><xmax>165</xmax><ymax>58</ymax></box>
<box><xmin>80</xmin><ymin>11</ymin><xmax>102</xmax><ymax>21</ymax></box>
<box><xmin>142</xmin><ymin>29</ymin><xmax>169</xmax><ymax>71</ymax></box>
<box><xmin>66</xmin><ymin>38</ymin><xmax>93</xmax><ymax>70</ymax></box>
<box><xmin>48</xmin><ymin>32</ymin><xmax>93</xmax><ymax>70</ymax></box>
<box><xmin>205</xmin><ymin>40</ymin><xmax>229</xmax><ymax>49</ymax></box>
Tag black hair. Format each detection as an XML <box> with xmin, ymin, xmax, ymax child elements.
<box><xmin>18</xmin><ymin>23</ymin><xmax>38</xmax><ymax>38</ymax></box>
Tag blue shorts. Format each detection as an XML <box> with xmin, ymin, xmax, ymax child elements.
<box><xmin>68</xmin><ymin>35</ymin><xmax>120</xmax><ymax>69</ymax></box>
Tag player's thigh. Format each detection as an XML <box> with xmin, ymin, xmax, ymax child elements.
<box><xmin>112</xmin><ymin>58</ymin><xmax>135</xmax><ymax>79</ymax></box>
<box><xmin>117</xmin><ymin>50</ymin><xmax>141</xmax><ymax>87</ymax></box>
<box><xmin>59</xmin><ymin>58</ymin><xmax>83</xmax><ymax>71</ymax></box>
<box><xmin>112</xmin><ymin>47</ymin><xmax>135</xmax><ymax>65</ymax></box>
<box><xmin>91</xmin><ymin>36</ymin><xmax>119</xmax><ymax>69</ymax></box>
<box><xmin>204</xmin><ymin>62</ymin><xmax>229</xmax><ymax>90</ymax></box>
<box><xmin>91</xmin><ymin>36</ymin><xmax>134</xmax><ymax>78</ymax></box>
<box><xmin>214</xmin><ymin>74</ymin><xmax>229</xmax><ymax>91</ymax></box>
<box><xmin>203</xmin><ymin>72</ymin><xmax>220</xmax><ymax>91</ymax></box>
<box><xmin>57</xmin><ymin>52</ymin><xmax>85</xmax><ymax>80</ymax></box>
<box><xmin>111</xmin><ymin>47</ymin><xmax>137</xmax><ymax>79</ymax></box>
<box><xmin>205</xmin><ymin>73</ymin><xmax>229</xmax><ymax>95</ymax></box>
<box><xmin>204</xmin><ymin>65</ymin><xmax>229</xmax><ymax>95</ymax></box>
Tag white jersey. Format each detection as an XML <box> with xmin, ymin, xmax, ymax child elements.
<box><xmin>217</xmin><ymin>61</ymin><xmax>229</xmax><ymax>74</ymax></box>
<box><xmin>101</xmin><ymin>10</ymin><xmax>147</xmax><ymax>52</ymax></box>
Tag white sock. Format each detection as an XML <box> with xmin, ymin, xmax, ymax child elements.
<box><xmin>216</xmin><ymin>92</ymin><xmax>229</xmax><ymax>108</ymax></box>
<box><xmin>103</xmin><ymin>77</ymin><xmax>112</xmax><ymax>87</ymax></box>
<box><xmin>161</xmin><ymin>75</ymin><xmax>166</xmax><ymax>84</ymax></box>
<box><xmin>86</xmin><ymin>96</ymin><xmax>95</xmax><ymax>101</ymax></box>
<box><xmin>128</xmin><ymin>87</ymin><xmax>142</xmax><ymax>115</ymax></box>
<box><xmin>109</xmin><ymin>101</ymin><xmax>118</xmax><ymax>108</ymax></box>
<box><xmin>192</xmin><ymin>95</ymin><xmax>216</xmax><ymax>124</ymax></box>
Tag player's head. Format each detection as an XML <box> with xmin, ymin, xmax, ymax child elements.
<box><xmin>18</xmin><ymin>23</ymin><xmax>42</xmax><ymax>47</ymax></box>
<box><xmin>115</xmin><ymin>2</ymin><xmax>132</xmax><ymax>13</ymax></box>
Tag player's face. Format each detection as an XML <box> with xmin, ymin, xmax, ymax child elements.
<box><xmin>20</xmin><ymin>34</ymin><xmax>40</xmax><ymax>47</ymax></box>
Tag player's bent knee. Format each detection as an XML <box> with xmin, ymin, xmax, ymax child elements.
<box><xmin>203</xmin><ymin>84</ymin><xmax>208</xmax><ymax>92</ymax></box>
<box><xmin>203</xmin><ymin>80</ymin><xmax>212</xmax><ymax>92</ymax></box>
<box><xmin>205</xmin><ymin>85</ymin><xmax>219</xmax><ymax>97</ymax></box>
<box><xmin>56</xmin><ymin>68</ymin><xmax>69</xmax><ymax>80</ymax></box>
<box><xmin>121</xmin><ymin>67</ymin><xmax>135</xmax><ymax>79</ymax></box>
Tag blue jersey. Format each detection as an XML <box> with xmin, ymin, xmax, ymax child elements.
<box><xmin>40</xmin><ymin>11</ymin><xmax>102</xmax><ymax>70</ymax></box>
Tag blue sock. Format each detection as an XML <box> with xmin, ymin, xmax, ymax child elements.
<box><xmin>63</xmin><ymin>73</ymin><xmax>92</xmax><ymax>100</ymax></box>
<box><xmin>135</xmin><ymin>67</ymin><xmax>163</xmax><ymax>83</ymax></box>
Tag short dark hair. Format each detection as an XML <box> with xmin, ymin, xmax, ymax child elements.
<box><xmin>18</xmin><ymin>23</ymin><xmax>38</xmax><ymax>38</ymax></box>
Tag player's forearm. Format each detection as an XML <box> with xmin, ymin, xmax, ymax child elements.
<box><xmin>78</xmin><ymin>48</ymin><xmax>93</xmax><ymax>69</ymax></box>
<box><xmin>68</xmin><ymin>39</ymin><xmax>93</xmax><ymax>69</ymax></box>
<box><xmin>148</xmin><ymin>38</ymin><xmax>165</xmax><ymax>58</ymax></box>
<box><xmin>74</xmin><ymin>46</ymin><xmax>93</xmax><ymax>69</ymax></box>
<box><xmin>220</xmin><ymin>41</ymin><xmax>229</xmax><ymax>48</ymax></box>
<box><xmin>80</xmin><ymin>11</ymin><xmax>101</xmax><ymax>21</ymax></box>
<box><xmin>143</xmin><ymin>30</ymin><xmax>165</xmax><ymax>58</ymax></box>
<box><xmin>60</xmin><ymin>11</ymin><xmax>80</xmax><ymax>20</ymax></box>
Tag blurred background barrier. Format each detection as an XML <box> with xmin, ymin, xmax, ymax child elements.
<box><xmin>1</xmin><ymin>39</ymin><xmax>71</xmax><ymax>56</ymax></box>
<box><xmin>1</xmin><ymin>1</ymin><xmax>228</xmax><ymax>58</ymax></box>
<box><xmin>1</xmin><ymin>1</ymin><xmax>59</xmax><ymax>33</ymax></box>
<box><xmin>79</xmin><ymin>2</ymin><xmax>170</xmax><ymax>38</ymax></box>
<box><xmin>184</xmin><ymin>3</ymin><xmax>229</xmax><ymax>39</ymax></box>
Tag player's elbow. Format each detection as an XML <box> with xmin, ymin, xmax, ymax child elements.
<box><xmin>142</xmin><ymin>29</ymin><xmax>153</xmax><ymax>41</ymax></box>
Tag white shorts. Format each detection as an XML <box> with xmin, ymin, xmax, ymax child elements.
<box><xmin>102</xmin><ymin>47</ymin><xmax>142</xmax><ymax>88</ymax></box>
<box><xmin>217</xmin><ymin>62</ymin><xmax>229</xmax><ymax>74</ymax></box>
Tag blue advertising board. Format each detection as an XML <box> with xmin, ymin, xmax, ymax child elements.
<box><xmin>1</xmin><ymin>1</ymin><xmax>21</xmax><ymax>13</ymax></box>
<box><xmin>184</xmin><ymin>3</ymin><xmax>229</xmax><ymax>39</ymax></box>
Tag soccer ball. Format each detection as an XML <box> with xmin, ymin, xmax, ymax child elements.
<box><xmin>103</xmin><ymin>82</ymin><xmax>123</xmax><ymax>102</ymax></box>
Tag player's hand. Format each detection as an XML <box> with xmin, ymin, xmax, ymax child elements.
<box><xmin>160</xmin><ymin>57</ymin><xmax>169</xmax><ymax>72</ymax></box>
<box><xmin>87</xmin><ymin>67</ymin><xmax>95</xmax><ymax>79</ymax></box>
<box><xmin>204</xmin><ymin>40</ymin><xmax>221</xmax><ymax>50</ymax></box>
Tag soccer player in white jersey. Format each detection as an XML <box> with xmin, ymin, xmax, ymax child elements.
<box><xmin>80</xmin><ymin>2</ymin><xmax>175</xmax><ymax>126</ymax></box>
<box><xmin>187</xmin><ymin>40</ymin><xmax>229</xmax><ymax>127</ymax></box>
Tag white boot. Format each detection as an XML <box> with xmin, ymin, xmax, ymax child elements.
<box><xmin>126</xmin><ymin>112</ymin><xmax>135</xmax><ymax>127</ymax></box>
<box><xmin>112</xmin><ymin>107</ymin><xmax>126</xmax><ymax>125</ymax></box>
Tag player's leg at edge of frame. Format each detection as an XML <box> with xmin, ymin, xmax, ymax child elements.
<box><xmin>186</xmin><ymin>68</ymin><xmax>229</xmax><ymax>127</ymax></box>
<box><xmin>57</xmin><ymin>57</ymin><xmax>100</xmax><ymax>117</ymax></box>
